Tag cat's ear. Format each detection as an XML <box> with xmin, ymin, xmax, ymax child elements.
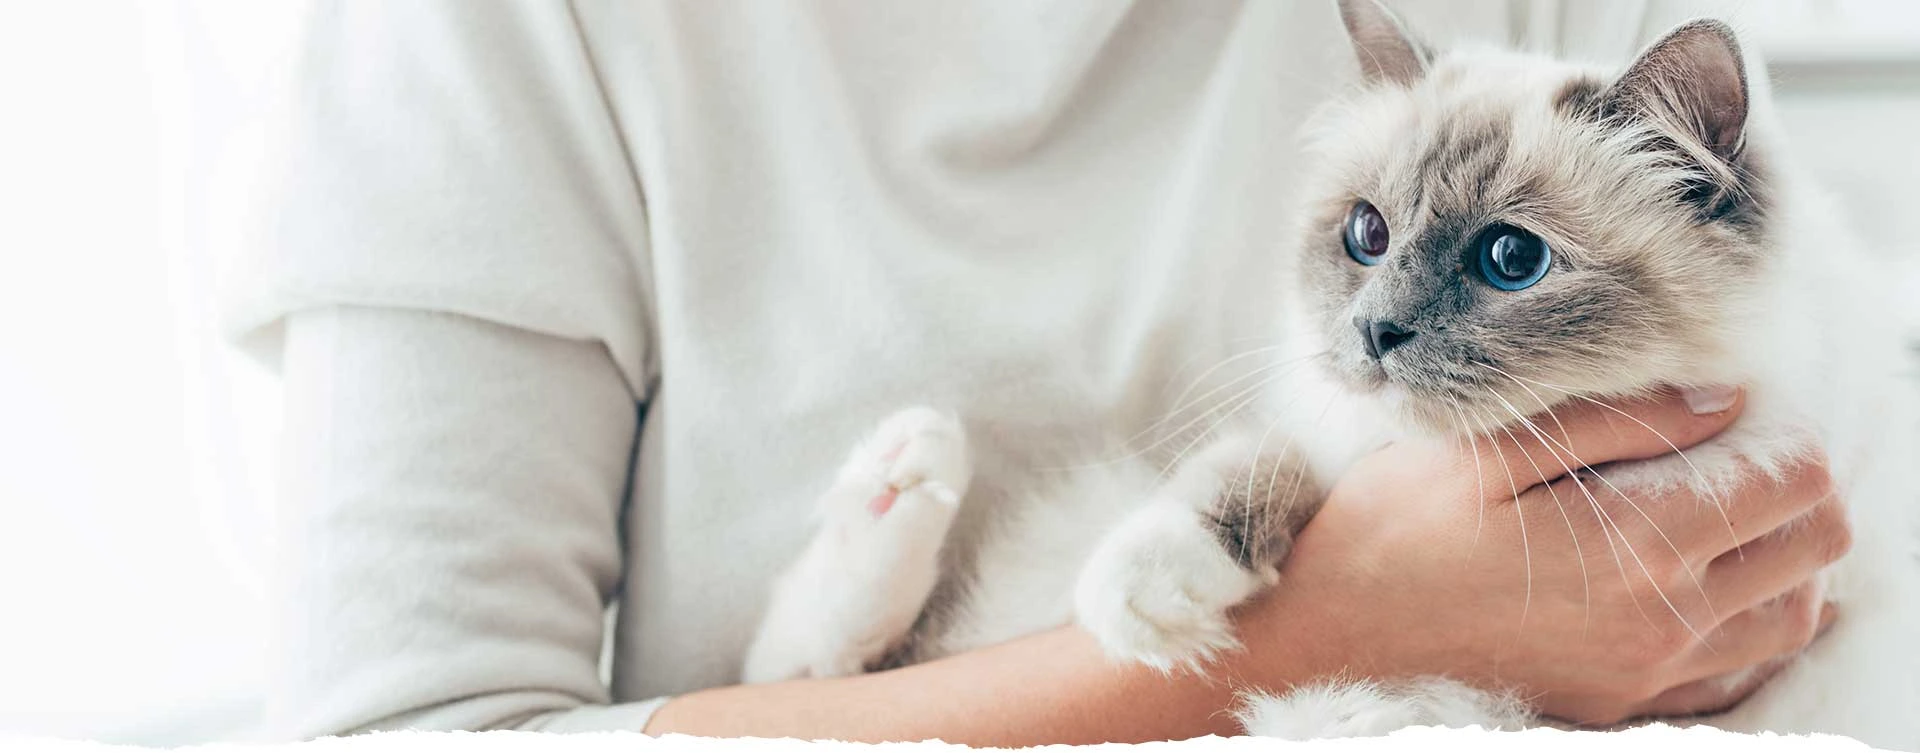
<box><xmin>1605</xmin><ymin>20</ymin><xmax>1749</xmax><ymax>162</ymax></box>
<box><xmin>1338</xmin><ymin>0</ymin><xmax>1431</xmax><ymax>86</ymax></box>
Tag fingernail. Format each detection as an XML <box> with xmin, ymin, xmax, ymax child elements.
<box><xmin>1683</xmin><ymin>385</ymin><xmax>1739</xmax><ymax>415</ymax></box>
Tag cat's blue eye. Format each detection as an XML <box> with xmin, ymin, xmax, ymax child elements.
<box><xmin>1344</xmin><ymin>201</ymin><xmax>1389</xmax><ymax>266</ymax></box>
<box><xmin>1476</xmin><ymin>225</ymin><xmax>1551</xmax><ymax>291</ymax></box>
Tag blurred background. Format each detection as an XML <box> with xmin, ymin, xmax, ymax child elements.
<box><xmin>1</xmin><ymin>0</ymin><xmax>1916</xmax><ymax>746</ymax></box>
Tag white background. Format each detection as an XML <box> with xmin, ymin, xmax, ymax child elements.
<box><xmin>1</xmin><ymin>1</ymin><xmax>1916</xmax><ymax>746</ymax></box>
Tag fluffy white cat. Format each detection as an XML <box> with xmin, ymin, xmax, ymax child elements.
<box><xmin>743</xmin><ymin>1</ymin><xmax>1920</xmax><ymax>747</ymax></box>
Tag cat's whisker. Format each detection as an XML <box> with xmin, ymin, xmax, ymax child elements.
<box><xmin>1570</xmin><ymin>462</ymin><xmax>1725</xmax><ymax>635</ymax></box>
<box><xmin>1216</xmin><ymin>369</ymin><xmax>1333</xmax><ymax>566</ymax></box>
<box><xmin>1261</xmin><ymin>400</ymin><xmax>1328</xmax><ymax>567</ymax></box>
<box><xmin>1139</xmin><ymin>367</ymin><xmax>1287</xmax><ymax>458</ymax></box>
<box><xmin>1157</xmin><ymin>334</ymin><xmax>1288</xmax><ymax>384</ymax></box>
<box><xmin>1474</xmin><ymin>364</ymin><xmax>1574</xmax><ymax>453</ymax></box>
<box><xmin>1567</xmin><ymin>460</ymin><xmax>1663</xmax><ymax>635</ymax></box>
<box><xmin>1479</xmin><ymin>386</ymin><xmax>1659</xmax><ymax>636</ymax></box>
<box><xmin>1039</xmin><ymin>353</ymin><xmax>1323</xmax><ymax>474</ymax></box>
<box><xmin>1160</xmin><ymin>342</ymin><xmax>1299</xmax><ymax>406</ymax></box>
<box><xmin>1502</xmin><ymin>371</ymin><xmax>1743</xmax><ymax>561</ymax></box>
<box><xmin>1239</xmin><ymin>378</ymin><xmax>1341</xmax><ymax>565</ymax></box>
<box><xmin>1472</xmin><ymin>396</ymin><xmax>1654</xmax><ymax>641</ymax></box>
<box><xmin>1158</xmin><ymin>386</ymin><xmax>1270</xmax><ymax>480</ymax></box>
<box><xmin>1247</xmin><ymin>393</ymin><xmax>1328</xmax><ymax>565</ymax></box>
<box><xmin>1576</xmin><ymin>469</ymin><xmax>1666</xmax><ymax>634</ymax></box>
<box><xmin>1160</xmin><ymin>352</ymin><xmax>1324</xmax><ymax>446</ymax></box>
<box><xmin>1134</xmin><ymin>345</ymin><xmax>1305</xmax><ymax>446</ymax></box>
<box><xmin>1444</xmin><ymin>399</ymin><xmax>1490</xmax><ymax>557</ymax></box>
<box><xmin>1479</xmin><ymin>371</ymin><xmax>1644</xmax><ymax>635</ymax></box>
<box><xmin>1154</xmin><ymin>359</ymin><xmax>1325</xmax><ymax>482</ymax></box>
<box><xmin>1284</xmin><ymin>400</ymin><xmax>1339</xmax><ymax>513</ymax></box>
<box><xmin>1475</xmin><ymin>366</ymin><xmax>1637</xmax><ymax>637</ymax></box>
<box><xmin>1242</xmin><ymin>408</ymin><xmax>1291</xmax><ymax>566</ymax></box>
<box><xmin>1481</xmin><ymin>383</ymin><xmax>1720</xmax><ymax>641</ymax></box>
<box><xmin>1483</xmin><ymin>394</ymin><xmax>1593</xmax><ymax>635</ymax></box>
<box><xmin>1467</xmin><ymin>409</ymin><xmax>1533</xmax><ymax>635</ymax></box>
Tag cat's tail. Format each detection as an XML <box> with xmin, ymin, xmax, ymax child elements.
<box><xmin>1236</xmin><ymin>676</ymin><xmax>1534</xmax><ymax>739</ymax></box>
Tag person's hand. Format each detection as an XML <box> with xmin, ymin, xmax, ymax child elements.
<box><xmin>1234</xmin><ymin>386</ymin><xmax>1849</xmax><ymax>726</ymax></box>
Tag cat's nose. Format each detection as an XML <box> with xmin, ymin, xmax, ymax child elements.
<box><xmin>1355</xmin><ymin>318</ymin><xmax>1416</xmax><ymax>360</ymax></box>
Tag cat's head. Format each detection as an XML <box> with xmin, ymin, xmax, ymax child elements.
<box><xmin>1294</xmin><ymin>0</ymin><xmax>1774</xmax><ymax>435</ymax></box>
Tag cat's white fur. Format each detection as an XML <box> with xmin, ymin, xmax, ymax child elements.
<box><xmin>742</xmin><ymin>7</ymin><xmax>1920</xmax><ymax>749</ymax></box>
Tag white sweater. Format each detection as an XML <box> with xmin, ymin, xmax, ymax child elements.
<box><xmin>227</xmin><ymin>0</ymin><xmax>1698</xmax><ymax>738</ymax></box>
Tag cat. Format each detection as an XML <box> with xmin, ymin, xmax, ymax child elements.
<box><xmin>741</xmin><ymin>0</ymin><xmax>1920</xmax><ymax>747</ymax></box>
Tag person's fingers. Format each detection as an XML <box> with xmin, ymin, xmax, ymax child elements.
<box><xmin>1635</xmin><ymin>600</ymin><xmax>1838</xmax><ymax>719</ymax></box>
<box><xmin>1680</xmin><ymin>582</ymin><xmax>1834</xmax><ymax>683</ymax></box>
<box><xmin>1525</xmin><ymin>456</ymin><xmax>1827</xmax><ymax>581</ymax></box>
<box><xmin>1708</xmin><ymin>456</ymin><xmax>1839</xmax><ymax>554</ymax></box>
<box><xmin>1637</xmin><ymin>455</ymin><xmax>1838</xmax><ymax>561</ymax></box>
<box><xmin>1507</xmin><ymin>422</ymin><xmax>1833</xmax><ymax>573</ymax></box>
<box><xmin>1702</xmin><ymin>499</ymin><xmax>1851</xmax><ymax>614</ymax></box>
<box><xmin>1470</xmin><ymin>386</ymin><xmax>1744</xmax><ymax>493</ymax></box>
<box><xmin>1632</xmin><ymin>654</ymin><xmax>1788</xmax><ymax>720</ymax></box>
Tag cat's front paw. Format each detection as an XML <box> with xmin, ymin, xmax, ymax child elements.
<box><xmin>741</xmin><ymin>406</ymin><xmax>972</xmax><ymax>683</ymax></box>
<box><xmin>1074</xmin><ymin>502</ymin><xmax>1274</xmax><ymax>672</ymax></box>
<box><xmin>829</xmin><ymin>405</ymin><xmax>971</xmax><ymax>521</ymax></box>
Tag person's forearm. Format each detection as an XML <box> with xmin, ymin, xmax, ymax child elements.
<box><xmin>642</xmin><ymin>610</ymin><xmax>1318</xmax><ymax>746</ymax></box>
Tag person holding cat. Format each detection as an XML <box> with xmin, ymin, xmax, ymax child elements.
<box><xmin>232</xmin><ymin>0</ymin><xmax>1856</xmax><ymax>745</ymax></box>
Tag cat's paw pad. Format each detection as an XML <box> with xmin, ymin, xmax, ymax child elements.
<box><xmin>870</xmin><ymin>408</ymin><xmax>970</xmax><ymax>516</ymax></box>
<box><xmin>1074</xmin><ymin>503</ymin><xmax>1272</xmax><ymax>672</ymax></box>
<box><xmin>825</xmin><ymin>406</ymin><xmax>972</xmax><ymax>529</ymax></box>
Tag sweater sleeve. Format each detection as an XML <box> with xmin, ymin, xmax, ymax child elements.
<box><xmin>270</xmin><ymin>306</ymin><xmax>661</xmax><ymax>737</ymax></box>
<box><xmin>226</xmin><ymin>0</ymin><xmax>664</xmax><ymax>738</ymax></box>
<box><xmin>225</xmin><ymin>0</ymin><xmax>654</xmax><ymax>395</ymax></box>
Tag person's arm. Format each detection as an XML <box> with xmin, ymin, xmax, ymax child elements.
<box><xmin>658</xmin><ymin>623</ymin><xmax>1256</xmax><ymax>745</ymax></box>
<box><xmin>642</xmin><ymin>389</ymin><xmax>1848</xmax><ymax>743</ymax></box>
<box><xmin>269</xmin><ymin>306</ymin><xmax>665</xmax><ymax>736</ymax></box>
